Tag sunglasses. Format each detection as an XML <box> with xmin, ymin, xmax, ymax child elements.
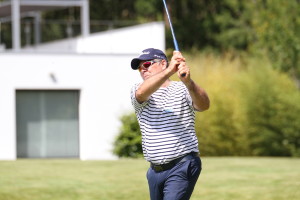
<box><xmin>139</xmin><ymin>60</ymin><xmax>161</xmax><ymax>71</ymax></box>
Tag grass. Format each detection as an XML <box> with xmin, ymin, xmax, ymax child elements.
<box><xmin>0</xmin><ymin>157</ymin><xmax>299</xmax><ymax>200</ymax></box>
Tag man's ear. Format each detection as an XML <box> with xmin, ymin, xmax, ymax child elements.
<box><xmin>162</xmin><ymin>60</ymin><xmax>168</xmax><ymax>70</ymax></box>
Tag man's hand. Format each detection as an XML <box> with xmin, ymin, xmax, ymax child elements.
<box><xmin>167</xmin><ymin>51</ymin><xmax>185</xmax><ymax>75</ymax></box>
<box><xmin>178</xmin><ymin>61</ymin><xmax>191</xmax><ymax>83</ymax></box>
<box><xmin>169</xmin><ymin>51</ymin><xmax>190</xmax><ymax>82</ymax></box>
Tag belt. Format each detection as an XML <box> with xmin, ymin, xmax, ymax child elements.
<box><xmin>150</xmin><ymin>152</ymin><xmax>199</xmax><ymax>172</ymax></box>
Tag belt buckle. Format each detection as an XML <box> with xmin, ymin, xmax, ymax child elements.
<box><xmin>153</xmin><ymin>165</ymin><xmax>163</xmax><ymax>172</ymax></box>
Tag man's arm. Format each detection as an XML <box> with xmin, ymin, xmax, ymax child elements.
<box><xmin>135</xmin><ymin>67</ymin><xmax>172</xmax><ymax>103</ymax></box>
<box><xmin>185</xmin><ymin>80</ymin><xmax>210</xmax><ymax>111</ymax></box>
<box><xmin>177</xmin><ymin>56</ymin><xmax>210</xmax><ymax>111</ymax></box>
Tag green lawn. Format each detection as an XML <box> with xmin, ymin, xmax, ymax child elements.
<box><xmin>0</xmin><ymin>157</ymin><xmax>299</xmax><ymax>200</ymax></box>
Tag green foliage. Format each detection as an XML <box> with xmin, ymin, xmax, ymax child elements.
<box><xmin>193</xmin><ymin>54</ymin><xmax>251</xmax><ymax>156</ymax></box>
<box><xmin>212</xmin><ymin>0</ymin><xmax>255</xmax><ymax>50</ymax></box>
<box><xmin>190</xmin><ymin>53</ymin><xmax>300</xmax><ymax>157</ymax></box>
<box><xmin>134</xmin><ymin>0</ymin><xmax>163</xmax><ymax>22</ymax></box>
<box><xmin>165</xmin><ymin>0</ymin><xmax>300</xmax><ymax>79</ymax></box>
<box><xmin>238</xmin><ymin>64</ymin><xmax>300</xmax><ymax>156</ymax></box>
<box><xmin>249</xmin><ymin>0</ymin><xmax>300</xmax><ymax>79</ymax></box>
<box><xmin>0</xmin><ymin>23</ymin><xmax>12</xmax><ymax>48</ymax></box>
<box><xmin>90</xmin><ymin>0</ymin><xmax>137</xmax><ymax>20</ymax></box>
<box><xmin>113</xmin><ymin>113</ymin><xmax>142</xmax><ymax>158</ymax></box>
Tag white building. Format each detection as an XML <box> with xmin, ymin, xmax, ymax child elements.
<box><xmin>0</xmin><ymin>0</ymin><xmax>165</xmax><ymax>160</ymax></box>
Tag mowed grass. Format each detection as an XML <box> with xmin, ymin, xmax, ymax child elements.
<box><xmin>0</xmin><ymin>157</ymin><xmax>299</xmax><ymax>200</ymax></box>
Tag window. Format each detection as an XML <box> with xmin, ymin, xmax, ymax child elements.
<box><xmin>16</xmin><ymin>90</ymin><xmax>80</xmax><ymax>158</ymax></box>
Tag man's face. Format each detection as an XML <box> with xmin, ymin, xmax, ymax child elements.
<box><xmin>138</xmin><ymin>60</ymin><xmax>166</xmax><ymax>80</ymax></box>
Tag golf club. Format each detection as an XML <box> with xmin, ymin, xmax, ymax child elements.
<box><xmin>162</xmin><ymin>0</ymin><xmax>186</xmax><ymax>77</ymax></box>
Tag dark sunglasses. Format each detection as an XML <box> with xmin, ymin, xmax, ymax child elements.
<box><xmin>139</xmin><ymin>60</ymin><xmax>161</xmax><ymax>71</ymax></box>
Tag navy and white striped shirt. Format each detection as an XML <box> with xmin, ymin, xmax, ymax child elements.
<box><xmin>131</xmin><ymin>81</ymin><xmax>199</xmax><ymax>165</ymax></box>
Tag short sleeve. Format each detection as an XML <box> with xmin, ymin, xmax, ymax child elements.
<box><xmin>131</xmin><ymin>83</ymin><xmax>148</xmax><ymax>114</ymax></box>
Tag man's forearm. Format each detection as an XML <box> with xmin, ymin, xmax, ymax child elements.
<box><xmin>185</xmin><ymin>80</ymin><xmax>210</xmax><ymax>111</ymax></box>
<box><xmin>136</xmin><ymin>69</ymin><xmax>172</xmax><ymax>103</ymax></box>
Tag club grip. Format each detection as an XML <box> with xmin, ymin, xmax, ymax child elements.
<box><xmin>174</xmin><ymin>48</ymin><xmax>186</xmax><ymax>77</ymax></box>
<box><xmin>176</xmin><ymin>63</ymin><xmax>186</xmax><ymax>77</ymax></box>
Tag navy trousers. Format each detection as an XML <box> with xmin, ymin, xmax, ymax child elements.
<box><xmin>146</xmin><ymin>156</ymin><xmax>202</xmax><ymax>200</ymax></box>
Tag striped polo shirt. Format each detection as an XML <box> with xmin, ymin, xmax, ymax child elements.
<box><xmin>131</xmin><ymin>81</ymin><xmax>199</xmax><ymax>165</ymax></box>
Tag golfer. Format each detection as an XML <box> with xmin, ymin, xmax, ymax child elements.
<box><xmin>130</xmin><ymin>48</ymin><xmax>210</xmax><ymax>200</ymax></box>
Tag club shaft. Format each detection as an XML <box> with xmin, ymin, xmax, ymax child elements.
<box><xmin>162</xmin><ymin>0</ymin><xmax>179</xmax><ymax>51</ymax></box>
<box><xmin>162</xmin><ymin>0</ymin><xmax>185</xmax><ymax>77</ymax></box>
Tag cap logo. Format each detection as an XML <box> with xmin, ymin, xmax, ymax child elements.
<box><xmin>154</xmin><ymin>54</ymin><xmax>163</xmax><ymax>58</ymax></box>
<box><xmin>140</xmin><ymin>51</ymin><xmax>150</xmax><ymax>56</ymax></box>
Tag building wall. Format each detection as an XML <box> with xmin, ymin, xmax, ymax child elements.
<box><xmin>0</xmin><ymin>22</ymin><xmax>166</xmax><ymax>160</ymax></box>
<box><xmin>0</xmin><ymin>53</ymin><xmax>141</xmax><ymax>160</ymax></box>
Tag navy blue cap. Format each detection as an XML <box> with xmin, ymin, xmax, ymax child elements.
<box><xmin>131</xmin><ymin>48</ymin><xmax>168</xmax><ymax>70</ymax></box>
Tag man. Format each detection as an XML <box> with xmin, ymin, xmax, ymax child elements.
<box><xmin>130</xmin><ymin>48</ymin><xmax>210</xmax><ymax>200</ymax></box>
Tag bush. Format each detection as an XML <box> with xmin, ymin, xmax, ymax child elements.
<box><xmin>193</xmin><ymin>53</ymin><xmax>250</xmax><ymax>156</ymax></box>
<box><xmin>193</xmin><ymin>53</ymin><xmax>300</xmax><ymax>157</ymax></box>
<box><xmin>238</xmin><ymin>64</ymin><xmax>300</xmax><ymax>156</ymax></box>
<box><xmin>113</xmin><ymin>113</ymin><xmax>142</xmax><ymax>158</ymax></box>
